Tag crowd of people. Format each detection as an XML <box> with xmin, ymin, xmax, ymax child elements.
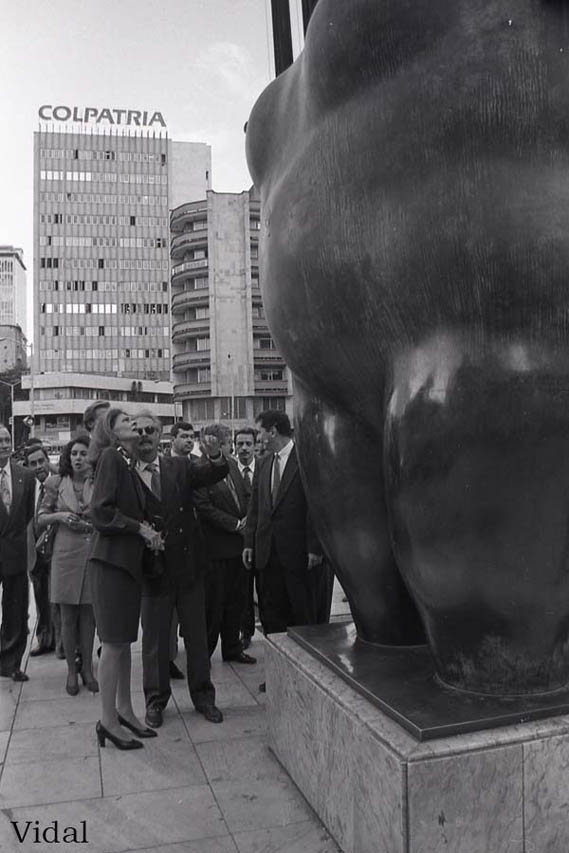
<box><xmin>0</xmin><ymin>403</ymin><xmax>333</xmax><ymax>751</ymax></box>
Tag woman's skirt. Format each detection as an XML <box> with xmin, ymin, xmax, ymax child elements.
<box><xmin>89</xmin><ymin>559</ymin><xmax>141</xmax><ymax>643</ymax></box>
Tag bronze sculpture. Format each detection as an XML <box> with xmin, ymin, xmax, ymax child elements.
<box><xmin>246</xmin><ymin>0</ymin><xmax>569</xmax><ymax>696</ymax></box>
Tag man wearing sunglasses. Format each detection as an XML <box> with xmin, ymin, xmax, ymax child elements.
<box><xmin>132</xmin><ymin>411</ymin><xmax>228</xmax><ymax>727</ymax></box>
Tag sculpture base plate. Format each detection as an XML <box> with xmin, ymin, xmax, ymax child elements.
<box><xmin>288</xmin><ymin>621</ymin><xmax>569</xmax><ymax>740</ymax></box>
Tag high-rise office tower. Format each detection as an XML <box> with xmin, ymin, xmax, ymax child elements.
<box><xmin>34</xmin><ymin>112</ymin><xmax>210</xmax><ymax>381</ymax></box>
<box><xmin>0</xmin><ymin>246</ymin><xmax>27</xmax><ymax>332</ymax></box>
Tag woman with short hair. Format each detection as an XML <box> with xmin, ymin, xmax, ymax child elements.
<box><xmin>87</xmin><ymin>408</ymin><xmax>162</xmax><ymax>750</ymax></box>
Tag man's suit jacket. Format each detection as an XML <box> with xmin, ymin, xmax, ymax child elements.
<box><xmin>244</xmin><ymin>445</ymin><xmax>321</xmax><ymax>574</ymax></box>
<box><xmin>0</xmin><ymin>461</ymin><xmax>35</xmax><ymax>576</ymax></box>
<box><xmin>89</xmin><ymin>447</ymin><xmax>147</xmax><ymax>582</ymax></box>
<box><xmin>194</xmin><ymin>456</ymin><xmax>249</xmax><ymax>561</ymax></box>
<box><xmin>140</xmin><ymin>453</ymin><xmax>229</xmax><ymax>593</ymax></box>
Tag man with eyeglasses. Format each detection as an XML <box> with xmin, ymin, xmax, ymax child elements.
<box><xmin>132</xmin><ymin>410</ymin><xmax>228</xmax><ymax>727</ymax></box>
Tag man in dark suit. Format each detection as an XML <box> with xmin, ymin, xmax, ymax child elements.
<box><xmin>243</xmin><ymin>411</ymin><xmax>326</xmax><ymax>647</ymax></box>
<box><xmin>194</xmin><ymin>424</ymin><xmax>256</xmax><ymax>665</ymax></box>
<box><xmin>234</xmin><ymin>427</ymin><xmax>258</xmax><ymax>649</ymax></box>
<box><xmin>24</xmin><ymin>443</ymin><xmax>57</xmax><ymax>656</ymax></box>
<box><xmin>133</xmin><ymin>411</ymin><xmax>229</xmax><ymax>727</ymax></box>
<box><xmin>0</xmin><ymin>425</ymin><xmax>35</xmax><ymax>681</ymax></box>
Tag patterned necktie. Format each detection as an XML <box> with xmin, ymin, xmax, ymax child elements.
<box><xmin>34</xmin><ymin>483</ymin><xmax>45</xmax><ymax>536</ymax></box>
<box><xmin>147</xmin><ymin>462</ymin><xmax>162</xmax><ymax>500</ymax></box>
<box><xmin>0</xmin><ymin>467</ymin><xmax>11</xmax><ymax>513</ymax></box>
<box><xmin>242</xmin><ymin>466</ymin><xmax>252</xmax><ymax>489</ymax></box>
<box><xmin>271</xmin><ymin>453</ymin><xmax>281</xmax><ymax>505</ymax></box>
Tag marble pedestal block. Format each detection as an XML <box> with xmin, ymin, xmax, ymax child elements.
<box><xmin>266</xmin><ymin>632</ymin><xmax>569</xmax><ymax>853</ymax></box>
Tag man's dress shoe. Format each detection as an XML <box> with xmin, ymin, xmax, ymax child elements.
<box><xmin>30</xmin><ymin>644</ymin><xmax>52</xmax><ymax>657</ymax></box>
<box><xmin>223</xmin><ymin>651</ymin><xmax>257</xmax><ymax>665</ymax></box>
<box><xmin>11</xmin><ymin>670</ymin><xmax>29</xmax><ymax>682</ymax></box>
<box><xmin>145</xmin><ymin>704</ymin><xmax>163</xmax><ymax>728</ymax></box>
<box><xmin>196</xmin><ymin>704</ymin><xmax>223</xmax><ymax>723</ymax></box>
<box><xmin>168</xmin><ymin>660</ymin><xmax>184</xmax><ymax>680</ymax></box>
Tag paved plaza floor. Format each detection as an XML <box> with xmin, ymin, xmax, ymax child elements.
<box><xmin>0</xmin><ymin>584</ymin><xmax>349</xmax><ymax>852</ymax></box>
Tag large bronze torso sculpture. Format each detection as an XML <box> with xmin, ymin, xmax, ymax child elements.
<box><xmin>246</xmin><ymin>0</ymin><xmax>569</xmax><ymax>696</ymax></box>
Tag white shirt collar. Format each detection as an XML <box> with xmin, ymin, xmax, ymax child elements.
<box><xmin>276</xmin><ymin>440</ymin><xmax>294</xmax><ymax>465</ymax></box>
<box><xmin>237</xmin><ymin>458</ymin><xmax>255</xmax><ymax>474</ymax></box>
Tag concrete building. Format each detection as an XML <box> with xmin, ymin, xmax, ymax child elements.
<box><xmin>29</xmin><ymin>107</ymin><xmax>211</xmax><ymax>445</ymax></box>
<box><xmin>13</xmin><ymin>373</ymin><xmax>175</xmax><ymax>452</ymax></box>
<box><xmin>171</xmin><ymin>188</ymin><xmax>292</xmax><ymax>431</ymax></box>
<box><xmin>0</xmin><ymin>325</ymin><xmax>27</xmax><ymax>374</ymax></box>
<box><xmin>35</xmin><ymin>121</ymin><xmax>210</xmax><ymax>381</ymax></box>
<box><xmin>0</xmin><ymin>246</ymin><xmax>27</xmax><ymax>333</ymax></box>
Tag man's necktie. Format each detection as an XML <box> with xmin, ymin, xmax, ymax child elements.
<box><xmin>0</xmin><ymin>467</ymin><xmax>11</xmax><ymax>513</ymax></box>
<box><xmin>271</xmin><ymin>453</ymin><xmax>281</xmax><ymax>505</ymax></box>
<box><xmin>34</xmin><ymin>483</ymin><xmax>45</xmax><ymax>536</ymax></box>
<box><xmin>148</xmin><ymin>462</ymin><xmax>162</xmax><ymax>500</ymax></box>
<box><xmin>242</xmin><ymin>466</ymin><xmax>252</xmax><ymax>490</ymax></box>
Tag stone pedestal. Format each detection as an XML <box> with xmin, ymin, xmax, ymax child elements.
<box><xmin>266</xmin><ymin>632</ymin><xmax>569</xmax><ymax>853</ymax></box>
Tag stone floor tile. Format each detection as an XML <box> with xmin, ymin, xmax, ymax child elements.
<box><xmin>6</xmin><ymin>722</ymin><xmax>96</xmax><ymax>764</ymax></box>
<box><xmin>174</xmin><ymin>679</ymin><xmax>258</xmax><ymax>713</ymax></box>
<box><xmin>233</xmin><ymin>821</ymin><xmax>340</xmax><ymax>853</ymax></box>
<box><xmin>122</xmin><ymin>837</ymin><xmax>238</xmax><ymax>853</ymax></box>
<box><xmin>196</xmin><ymin>737</ymin><xmax>287</xmax><ymax>785</ymax></box>
<box><xmin>14</xmin><ymin>696</ymin><xmax>101</xmax><ymax>729</ymax></box>
<box><xmin>6</xmin><ymin>786</ymin><xmax>227</xmax><ymax>852</ymax></box>
<box><xmin>0</xmin><ymin>755</ymin><xmax>101</xmax><ymax>808</ymax></box>
<box><xmin>182</xmin><ymin>706</ymin><xmax>267</xmax><ymax>745</ymax></box>
<box><xmin>211</xmin><ymin>776</ymin><xmax>315</xmax><ymax>833</ymax></box>
<box><xmin>101</xmin><ymin>721</ymin><xmax>206</xmax><ymax>795</ymax></box>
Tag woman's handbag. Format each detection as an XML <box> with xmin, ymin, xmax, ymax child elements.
<box><xmin>36</xmin><ymin>525</ymin><xmax>56</xmax><ymax>561</ymax></box>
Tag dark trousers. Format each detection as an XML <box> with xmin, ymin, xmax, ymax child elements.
<box><xmin>258</xmin><ymin>550</ymin><xmax>314</xmax><ymax>635</ymax></box>
<box><xmin>0</xmin><ymin>569</ymin><xmax>29</xmax><ymax>673</ymax></box>
<box><xmin>205</xmin><ymin>556</ymin><xmax>246</xmax><ymax>659</ymax></box>
<box><xmin>30</xmin><ymin>555</ymin><xmax>54</xmax><ymax>648</ymax></box>
<box><xmin>141</xmin><ymin>575</ymin><xmax>215</xmax><ymax>711</ymax></box>
<box><xmin>241</xmin><ymin>567</ymin><xmax>259</xmax><ymax>640</ymax></box>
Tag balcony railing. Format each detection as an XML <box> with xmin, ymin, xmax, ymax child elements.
<box><xmin>170</xmin><ymin>231</ymin><xmax>208</xmax><ymax>259</ymax></box>
<box><xmin>171</xmin><ymin>259</ymin><xmax>208</xmax><ymax>282</ymax></box>
<box><xmin>170</xmin><ymin>203</ymin><xmax>208</xmax><ymax>232</ymax></box>
<box><xmin>171</xmin><ymin>289</ymin><xmax>209</xmax><ymax>314</ymax></box>
<box><xmin>253</xmin><ymin>349</ymin><xmax>283</xmax><ymax>359</ymax></box>
<box><xmin>173</xmin><ymin>382</ymin><xmax>211</xmax><ymax>397</ymax></box>
<box><xmin>172</xmin><ymin>350</ymin><xmax>211</xmax><ymax>371</ymax></box>
<box><xmin>254</xmin><ymin>380</ymin><xmax>289</xmax><ymax>393</ymax></box>
<box><xmin>252</xmin><ymin>317</ymin><xmax>269</xmax><ymax>330</ymax></box>
<box><xmin>172</xmin><ymin>318</ymin><xmax>210</xmax><ymax>341</ymax></box>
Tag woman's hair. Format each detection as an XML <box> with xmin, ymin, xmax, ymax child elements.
<box><xmin>59</xmin><ymin>435</ymin><xmax>91</xmax><ymax>478</ymax></box>
<box><xmin>87</xmin><ymin>407</ymin><xmax>128</xmax><ymax>467</ymax></box>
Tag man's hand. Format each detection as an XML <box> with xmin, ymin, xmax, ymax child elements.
<box><xmin>201</xmin><ymin>434</ymin><xmax>221</xmax><ymax>458</ymax></box>
<box><xmin>307</xmin><ymin>552</ymin><xmax>323</xmax><ymax>571</ymax></box>
<box><xmin>139</xmin><ymin>522</ymin><xmax>164</xmax><ymax>551</ymax></box>
<box><xmin>242</xmin><ymin>547</ymin><xmax>253</xmax><ymax>570</ymax></box>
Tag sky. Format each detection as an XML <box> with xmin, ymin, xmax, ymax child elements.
<box><xmin>0</xmin><ymin>0</ymin><xmax>289</xmax><ymax>330</ymax></box>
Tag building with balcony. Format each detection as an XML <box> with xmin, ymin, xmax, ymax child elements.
<box><xmin>0</xmin><ymin>247</ymin><xmax>27</xmax><ymax>333</ymax></box>
<box><xmin>171</xmin><ymin>188</ymin><xmax>292</xmax><ymax>430</ymax></box>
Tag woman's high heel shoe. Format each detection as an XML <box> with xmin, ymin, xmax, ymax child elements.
<box><xmin>80</xmin><ymin>672</ymin><xmax>99</xmax><ymax>693</ymax></box>
<box><xmin>118</xmin><ymin>714</ymin><xmax>158</xmax><ymax>738</ymax></box>
<box><xmin>66</xmin><ymin>672</ymin><xmax>79</xmax><ymax>696</ymax></box>
<box><xmin>95</xmin><ymin>721</ymin><xmax>143</xmax><ymax>750</ymax></box>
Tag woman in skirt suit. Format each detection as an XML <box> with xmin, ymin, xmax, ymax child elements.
<box><xmin>88</xmin><ymin>408</ymin><xmax>163</xmax><ymax>750</ymax></box>
<box><xmin>38</xmin><ymin>435</ymin><xmax>97</xmax><ymax>696</ymax></box>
